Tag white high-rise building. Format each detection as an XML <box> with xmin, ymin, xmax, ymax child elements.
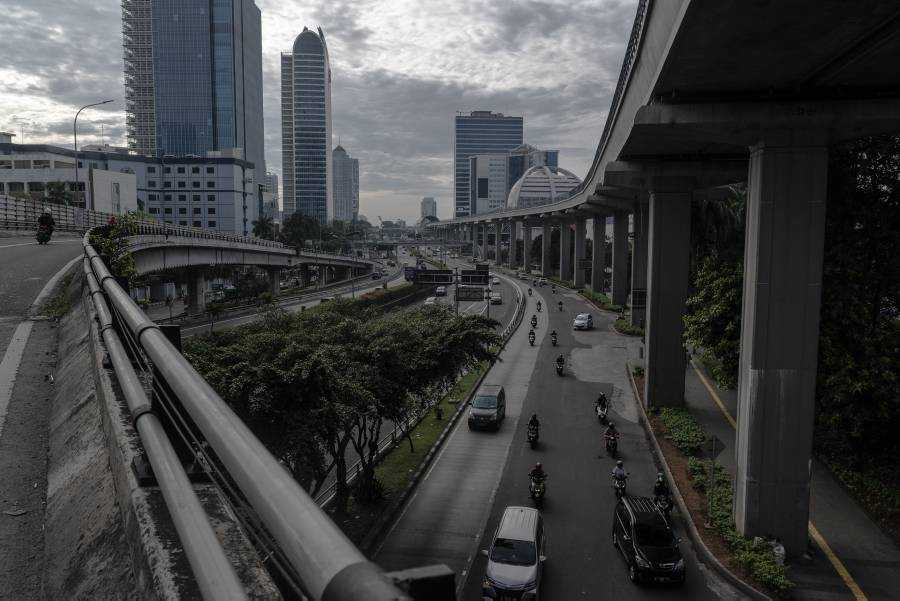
<box><xmin>332</xmin><ymin>145</ymin><xmax>359</xmax><ymax>222</ymax></box>
<box><xmin>420</xmin><ymin>196</ymin><xmax>437</xmax><ymax>219</ymax></box>
<box><xmin>281</xmin><ymin>26</ymin><xmax>332</xmax><ymax>223</ymax></box>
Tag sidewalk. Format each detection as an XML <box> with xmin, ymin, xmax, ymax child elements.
<box><xmin>684</xmin><ymin>357</ymin><xmax>900</xmax><ymax>600</ymax></box>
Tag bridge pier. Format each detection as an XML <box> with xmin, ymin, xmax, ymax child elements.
<box><xmin>573</xmin><ymin>218</ymin><xmax>586</xmax><ymax>288</ymax></box>
<box><xmin>523</xmin><ymin>222</ymin><xmax>533</xmax><ymax>274</ymax></box>
<box><xmin>540</xmin><ymin>223</ymin><xmax>552</xmax><ymax>278</ymax></box>
<box><xmin>643</xmin><ymin>191</ymin><xmax>691</xmax><ymax>408</ymax></box>
<box><xmin>611</xmin><ymin>212</ymin><xmax>629</xmax><ymax>305</ymax></box>
<box><xmin>493</xmin><ymin>222</ymin><xmax>502</xmax><ymax>265</ymax></box>
<box><xmin>507</xmin><ymin>220</ymin><xmax>520</xmax><ymax>269</ymax></box>
<box><xmin>186</xmin><ymin>269</ymin><xmax>206</xmax><ymax>315</ymax></box>
<box><xmin>267</xmin><ymin>268</ymin><xmax>281</xmax><ymax>298</ymax></box>
<box><xmin>630</xmin><ymin>202</ymin><xmax>649</xmax><ymax>328</ymax></box>
<box><xmin>591</xmin><ymin>215</ymin><xmax>606</xmax><ymax>292</ymax></box>
<box><xmin>734</xmin><ymin>143</ymin><xmax>828</xmax><ymax>556</ymax></box>
<box><xmin>559</xmin><ymin>221</ymin><xmax>572</xmax><ymax>284</ymax></box>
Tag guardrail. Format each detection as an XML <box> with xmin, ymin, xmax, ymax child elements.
<box><xmin>82</xmin><ymin>229</ymin><xmax>411</xmax><ymax>601</ymax></box>
<box><xmin>315</xmin><ymin>274</ymin><xmax>526</xmax><ymax>507</ymax></box>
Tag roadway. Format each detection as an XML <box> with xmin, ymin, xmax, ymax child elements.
<box><xmin>376</xmin><ymin>269</ymin><xmax>744</xmax><ymax>599</ymax></box>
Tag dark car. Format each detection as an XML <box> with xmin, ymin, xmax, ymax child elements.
<box><xmin>613</xmin><ymin>496</ymin><xmax>685</xmax><ymax>585</ymax></box>
<box><xmin>467</xmin><ymin>385</ymin><xmax>506</xmax><ymax>431</ymax></box>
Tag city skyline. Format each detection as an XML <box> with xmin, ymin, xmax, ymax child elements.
<box><xmin>0</xmin><ymin>0</ymin><xmax>638</xmax><ymax>222</ymax></box>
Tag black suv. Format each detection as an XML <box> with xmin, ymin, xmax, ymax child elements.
<box><xmin>613</xmin><ymin>496</ymin><xmax>685</xmax><ymax>585</ymax></box>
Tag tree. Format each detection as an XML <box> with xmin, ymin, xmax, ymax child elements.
<box><xmin>46</xmin><ymin>181</ymin><xmax>73</xmax><ymax>206</ymax></box>
<box><xmin>252</xmin><ymin>215</ymin><xmax>274</xmax><ymax>240</ymax></box>
<box><xmin>280</xmin><ymin>213</ymin><xmax>321</xmax><ymax>249</ymax></box>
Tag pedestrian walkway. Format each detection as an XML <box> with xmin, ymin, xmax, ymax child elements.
<box><xmin>685</xmin><ymin>357</ymin><xmax>900</xmax><ymax>600</ymax></box>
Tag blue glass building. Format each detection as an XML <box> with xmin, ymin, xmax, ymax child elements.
<box><xmin>125</xmin><ymin>0</ymin><xmax>265</xmax><ymax>180</ymax></box>
<box><xmin>281</xmin><ymin>27</ymin><xmax>333</xmax><ymax>224</ymax></box>
<box><xmin>453</xmin><ymin>111</ymin><xmax>523</xmax><ymax>217</ymax></box>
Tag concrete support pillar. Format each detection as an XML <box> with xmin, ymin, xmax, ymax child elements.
<box><xmin>591</xmin><ymin>215</ymin><xmax>606</xmax><ymax>292</ymax></box>
<box><xmin>643</xmin><ymin>192</ymin><xmax>691</xmax><ymax>409</ymax></box>
<box><xmin>470</xmin><ymin>223</ymin><xmax>477</xmax><ymax>257</ymax></box>
<box><xmin>267</xmin><ymin>268</ymin><xmax>281</xmax><ymax>298</ymax></box>
<box><xmin>630</xmin><ymin>202</ymin><xmax>649</xmax><ymax>328</ymax></box>
<box><xmin>573</xmin><ymin>218</ymin><xmax>586</xmax><ymax>288</ymax></box>
<box><xmin>541</xmin><ymin>223</ymin><xmax>553</xmax><ymax>278</ymax></box>
<box><xmin>493</xmin><ymin>222</ymin><xmax>502</xmax><ymax>266</ymax></box>
<box><xmin>187</xmin><ymin>270</ymin><xmax>206</xmax><ymax>316</ymax></box>
<box><xmin>300</xmin><ymin>264</ymin><xmax>310</xmax><ymax>288</ymax></box>
<box><xmin>559</xmin><ymin>222</ymin><xmax>572</xmax><ymax>283</ymax></box>
<box><xmin>611</xmin><ymin>212</ymin><xmax>629</xmax><ymax>305</ymax></box>
<box><xmin>523</xmin><ymin>223</ymin><xmax>533</xmax><ymax>274</ymax></box>
<box><xmin>508</xmin><ymin>220</ymin><xmax>520</xmax><ymax>269</ymax></box>
<box><xmin>478</xmin><ymin>223</ymin><xmax>485</xmax><ymax>259</ymax></box>
<box><xmin>734</xmin><ymin>144</ymin><xmax>828</xmax><ymax>556</ymax></box>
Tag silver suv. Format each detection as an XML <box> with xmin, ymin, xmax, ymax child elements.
<box><xmin>481</xmin><ymin>506</ymin><xmax>545</xmax><ymax>600</ymax></box>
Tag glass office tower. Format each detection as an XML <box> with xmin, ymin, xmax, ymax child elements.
<box><xmin>452</xmin><ymin>111</ymin><xmax>523</xmax><ymax>217</ymax></box>
<box><xmin>281</xmin><ymin>27</ymin><xmax>333</xmax><ymax>223</ymax></box>
<box><xmin>123</xmin><ymin>0</ymin><xmax>265</xmax><ymax>179</ymax></box>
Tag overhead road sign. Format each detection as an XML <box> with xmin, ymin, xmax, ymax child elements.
<box><xmin>415</xmin><ymin>269</ymin><xmax>454</xmax><ymax>285</ymax></box>
<box><xmin>456</xmin><ymin>285</ymin><xmax>485</xmax><ymax>301</ymax></box>
<box><xmin>460</xmin><ymin>270</ymin><xmax>489</xmax><ymax>285</ymax></box>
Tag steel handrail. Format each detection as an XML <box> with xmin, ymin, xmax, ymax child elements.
<box><xmin>83</xmin><ymin>259</ymin><xmax>248</xmax><ymax>601</ymax></box>
<box><xmin>83</xmin><ymin>232</ymin><xmax>410</xmax><ymax>601</ymax></box>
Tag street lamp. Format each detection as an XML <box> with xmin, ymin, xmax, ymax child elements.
<box><xmin>73</xmin><ymin>99</ymin><xmax>114</xmax><ymax>210</ymax></box>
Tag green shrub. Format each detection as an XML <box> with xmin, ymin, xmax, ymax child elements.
<box><xmin>614</xmin><ymin>318</ymin><xmax>644</xmax><ymax>337</ymax></box>
<box><xmin>659</xmin><ymin>408</ymin><xmax>706</xmax><ymax>456</ymax></box>
<box><xmin>632</xmin><ymin>365</ymin><xmax>644</xmax><ymax>378</ymax></box>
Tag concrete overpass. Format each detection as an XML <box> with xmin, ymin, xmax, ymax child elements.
<box><xmin>429</xmin><ymin>0</ymin><xmax>900</xmax><ymax>555</ymax></box>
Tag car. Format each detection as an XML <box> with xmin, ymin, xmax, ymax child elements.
<box><xmin>573</xmin><ymin>313</ymin><xmax>594</xmax><ymax>330</ymax></box>
<box><xmin>538</xmin><ymin>278</ymin><xmax>547</xmax><ymax>286</ymax></box>
<box><xmin>435</xmin><ymin>285</ymin><xmax>446</xmax><ymax>297</ymax></box>
<box><xmin>490</xmin><ymin>292</ymin><xmax>502</xmax><ymax>305</ymax></box>
<box><xmin>424</xmin><ymin>296</ymin><xmax>438</xmax><ymax>306</ymax></box>
<box><xmin>613</xmin><ymin>496</ymin><xmax>685</xmax><ymax>586</ymax></box>
<box><xmin>371</xmin><ymin>271</ymin><xmax>383</xmax><ymax>280</ymax></box>
<box><xmin>481</xmin><ymin>506</ymin><xmax>545</xmax><ymax>600</ymax></box>
<box><xmin>517</xmin><ymin>271</ymin><xmax>529</xmax><ymax>280</ymax></box>
<box><xmin>467</xmin><ymin>384</ymin><xmax>506</xmax><ymax>430</ymax></box>
<box><xmin>492</xmin><ymin>277</ymin><xmax>500</xmax><ymax>286</ymax></box>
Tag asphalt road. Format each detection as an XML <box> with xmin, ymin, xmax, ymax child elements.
<box><xmin>376</xmin><ymin>268</ymin><xmax>743</xmax><ymax>600</ymax></box>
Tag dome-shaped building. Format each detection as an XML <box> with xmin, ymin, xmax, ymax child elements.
<box><xmin>506</xmin><ymin>165</ymin><xmax>582</xmax><ymax>209</ymax></box>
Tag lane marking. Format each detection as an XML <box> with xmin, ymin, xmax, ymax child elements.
<box><xmin>689</xmin><ymin>359</ymin><xmax>868</xmax><ymax>600</ymax></box>
<box><xmin>0</xmin><ymin>321</ymin><xmax>34</xmax><ymax>440</ymax></box>
<box><xmin>0</xmin><ymin>239</ymin><xmax>81</xmax><ymax>250</ymax></box>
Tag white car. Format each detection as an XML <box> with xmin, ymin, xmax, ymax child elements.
<box><xmin>435</xmin><ymin>285</ymin><xmax>447</xmax><ymax>296</ymax></box>
<box><xmin>424</xmin><ymin>296</ymin><xmax>438</xmax><ymax>306</ymax></box>
<box><xmin>573</xmin><ymin>313</ymin><xmax>594</xmax><ymax>330</ymax></box>
<box><xmin>490</xmin><ymin>292</ymin><xmax>502</xmax><ymax>305</ymax></box>
<box><xmin>492</xmin><ymin>277</ymin><xmax>500</xmax><ymax>286</ymax></box>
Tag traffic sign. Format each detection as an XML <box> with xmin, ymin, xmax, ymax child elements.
<box><xmin>456</xmin><ymin>285</ymin><xmax>485</xmax><ymax>301</ymax></box>
<box><xmin>414</xmin><ymin>269</ymin><xmax>454</xmax><ymax>284</ymax></box>
<box><xmin>460</xmin><ymin>269</ymin><xmax>489</xmax><ymax>285</ymax></box>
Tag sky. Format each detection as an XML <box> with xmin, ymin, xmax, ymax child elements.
<box><xmin>0</xmin><ymin>0</ymin><xmax>637</xmax><ymax>222</ymax></box>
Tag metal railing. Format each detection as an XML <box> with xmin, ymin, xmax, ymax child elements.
<box><xmin>82</xmin><ymin>230</ymin><xmax>411</xmax><ymax>601</ymax></box>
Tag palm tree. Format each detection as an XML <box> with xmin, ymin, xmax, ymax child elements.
<box><xmin>252</xmin><ymin>215</ymin><xmax>275</xmax><ymax>240</ymax></box>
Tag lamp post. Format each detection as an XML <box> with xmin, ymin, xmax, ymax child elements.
<box><xmin>73</xmin><ymin>99</ymin><xmax>114</xmax><ymax>210</ymax></box>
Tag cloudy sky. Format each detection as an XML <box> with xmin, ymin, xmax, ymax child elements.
<box><xmin>0</xmin><ymin>0</ymin><xmax>637</xmax><ymax>222</ymax></box>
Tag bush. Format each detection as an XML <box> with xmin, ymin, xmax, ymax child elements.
<box><xmin>614</xmin><ymin>318</ymin><xmax>644</xmax><ymax>337</ymax></box>
<box><xmin>658</xmin><ymin>408</ymin><xmax>706</xmax><ymax>456</ymax></box>
<box><xmin>580</xmin><ymin>289</ymin><xmax>624</xmax><ymax>313</ymax></box>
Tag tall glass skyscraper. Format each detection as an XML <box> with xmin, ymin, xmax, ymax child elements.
<box><xmin>332</xmin><ymin>145</ymin><xmax>359</xmax><ymax>222</ymax></box>
<box><xmin>281</xmin><ymin>27</ymin><xmax>333</xmax><ymax>223</ymax></box>
<box><xmin>452</xmin><ymin>111</ymin><xmax>523</xmax><ymax>217</ymax></box>
<box><xmin>122</xmin><ymin>0</ymin><xmax>265</xmax><ymax>179</ymax></box>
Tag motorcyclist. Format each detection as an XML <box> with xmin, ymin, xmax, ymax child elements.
<box><xmin>558</xmin><ymin>300</ymin><xmax>564</xmax><ymax>312</ymax></box>
<box><xmin>530</xmin><ymin>314</ymin><xmax>538</xmax><ymax>328</ymax></box>
<box><xmin>528</xmin><ymin>287</ymin><xmax>533</xmax><ymax>296</ymax></box>
<box><xmin>528</xmin><ymin>329</ymin><xmax>536</xmax><ymax>345</ymax></box>
<box><xmin>551</xmin><ymin>284</ymin><xmax>556</xmax><ymax>294</ymax></box>
<box><xmin>529</xmin><ymin>462</ymin><xmax>547</xmax><ymax>483</ymax></box>
<box><xmin>536</xmin><ymin>300</ymin><xmax>542</xmax><ymax>312</ymax></box>
<box><xmin>653</xmin><ymin>472</ymin><xmax>670</xmax><ymax>498</ymax></box>
<box><xmin>555</xmin><ymin>354</ymin><xmax>565</xmax><ymax>369</ymax></box>
<box><xmin>38</xmin><ymin>208</ymin><xmax>55</xmax><ymax>231</ymax></box>
<box><xmin>604</xmin><ymin>421</ymin><xmax>619</xmax><ymax>441</ymax></box>
<box><xmin>550</xmin><ymin>329</ymin><xmax>558</xmax><ymax>343</ymax></box>
<box><xmin>528</xmin><ymin>413</ymin><xmax>540</xmax><ymax>432</ymax></box>
<box><xmin>612</xmin><ymin>460</ymin><xmax>628</xmax><ymax>482</ymax></box>
<box><xmin>596</xmin><ymin>391</ymin><xmax>608</xmax><ymax>412</ymax></box>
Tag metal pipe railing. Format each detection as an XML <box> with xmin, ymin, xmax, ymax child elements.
<box><xmin>83</xmin><ymin>260</ymin><xmax>248</xmax><ymax>601</ymax></box>
<box><xmin>83</xmin><ymin>237</ymin><xmax>410</xmax><ymax>600</ymax></box>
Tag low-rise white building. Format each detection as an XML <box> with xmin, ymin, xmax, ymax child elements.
<box><xmin>0</xmin><ymin>142</ymin><xmax>258</xmax><ymax>234</ymax></box>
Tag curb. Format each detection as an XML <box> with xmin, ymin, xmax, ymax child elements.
<box><xmin>625</xmin><ymin>363</ymin><xmax>772</xmax><ymax>601</ymax></box>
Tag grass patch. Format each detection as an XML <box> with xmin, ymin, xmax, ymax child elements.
<box><xmin>580</xmin><ymin>289</ymin><xmax>625</xmax><ymax>313</ymax></box>
<box><xmin>658</xmin><ymin>407</ymin><xmax>706</xmax><ymax>456</ymax></box>
<box><xmin>41</xmin><ymin>274</ymin><xmax>73</xmax><ymax>318</ymax></box>
<box><xmin>613</xmin><ymin>317</ymin><xmax>644</xmax><ymax>337</ymax></box>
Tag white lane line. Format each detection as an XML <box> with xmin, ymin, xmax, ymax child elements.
<box><xmin>0</xmin><ymin>321</ymin><xmax>33</xmax><ymax>440</ymax></box>
<box><xmin>0</xmin><ymin>239</ymin><xmax>81</xmax><ymax>250</ymax></box>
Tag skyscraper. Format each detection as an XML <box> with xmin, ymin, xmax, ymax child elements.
<box><xmin>452</xmin><ymin>111</ymin><xmax>523</xmax><ymax>217</ymax></box>
<box><xmin>332</xmin><ymin>145</ymin><xmax>359</xmax><ymax>222</ymax></box>
<box><xmin>420</xmin><ymin>196</ymin><xmax>437</xmax><ymax>220</ymax></box>
<box><xmin>281</xmin><ymin>26</ymin><xmax>333</xmax><ymax>223</ymax></box>
<box><xmin>121</xmin><ymin>0</ymin><xmax>265</xmax><ymax>178</ymax></box>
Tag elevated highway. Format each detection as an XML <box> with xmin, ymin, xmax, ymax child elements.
<box><xmin>429</xmin><ymin>0</ymin><xmax>900</xmax><ymax>560</ymax></box>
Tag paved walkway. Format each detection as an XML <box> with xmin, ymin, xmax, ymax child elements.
<box><xmin>685</xmin><ymin>358</ymin><xmax>900</xmax><ymax>600</ymax></box>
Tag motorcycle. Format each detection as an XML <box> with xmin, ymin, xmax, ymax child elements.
<box><xmin>555</xmin><ymin>360</ymin><xmax>564</xmax><ymax>377</ymax></box>
<box><xmin>529</xmin><ymin>477</ymin><xmax>546</xmax><ymax>506</ymax></box>
<box><xmin>558</xmin><ymin>301</ymin><xmax>564</xmax><ymax>312</ymax></box>
<box><xmin>530</xmin><ymin>316</ymin><xmax>538</xmax><ymax>328</ymax></box>
<box><xmin>528</xmin><ymin>330</ymin><xmax>536</xmax><ymax>346</ymax></box>
<box><xmin>551</xmin><ymin>286</ymin><xmax>556</xmax><ymax>294</ymax></box>
<box><xmin>613</xmin><ymin>475</ymin><xmax>628</xmax><ymax>499</ymax></box>
<box><xmin>536</xmin><ymin>301</ymin><xmax>542</xmax><ymax>312</ymax></box>
<box><xmin>527</xmin><ymin>425</ymin><xmax>539</xmax><ymax>449</ymax></box>
<box><xmin>550</xmin><ymin>332</ymin><xmax>558</xmax><ymax>347</ymax></box>
<box><xmin>654</xmin><ymin>494</ymin><xmax>674</xmax><ymax>518</ymax></box>
<box><xmin>36</xmin><ymin>224</ymin><xmax>52</xmax><ymax>245</ymax></box>
<box><xmin>596</xmin><ymin>402</ymin><xmax>608</xmax><ymax>423</ymax></box>
<box><xmin>527</xmin><ymin>288</ymin><xmax>533</xmax><ymax>296</ymax></box>
<box><xmin>605</xmin><ymin>434</ymin><xmax>618</xmax><ymax>457</ymax></box>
